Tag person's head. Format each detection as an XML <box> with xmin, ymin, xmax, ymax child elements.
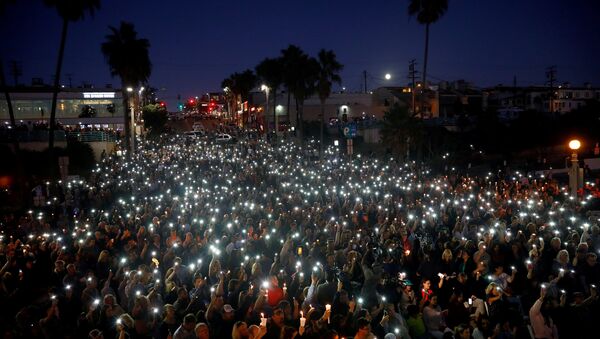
<box><xmin>457</xmin><ymin>272</ymin><xmax>468</xmax><ymax>284</ymax></box>
<box><xmin>550</xmin><ymin>237</ymin><xmax>561</xmax><ymax>250</ymax></box>
<box><xmin>117</xmin><ymin>314</ymin><xmax>134</xmax><ymax>332</ymax></box>
<box><xmin>586</xmin><ymin>253</ymin><xmax>597</xmax><ymax>267</ymax></box>
<box><xmin>183</xmin><ymin>313</ymin><xmax>196</xmax><ymax>331</ymax></box>
<box><xmin>195</xmin><ymin>322</ymin><xmax>210</xmax><ymax>339</ymax></box>
<box><xmin>422</xmin><ymin>279</ymin><xmax>431</xmax><ymax>290</ymax></box>
<box><xmin>163</xmin><ymin>304</ymin><xmax>175</xmax><ymax>319</ymax></box>
<box><xmin>54</xmin><ymin>260</ymin><xmax>65</xmax><ymax>272</ymax></box>
<box><xmin>194</xmin><ymin>275</ymin><xmax>206</xmax><ymax>288</ymax></box>
<box><xmin>429</xmin><ymin>295</ymin><xmax>438</xmax><ymax>306</ymax></box>
<box><xmin>88</xmin><ymin>329</ymin><xmax>103</xmax><ymax>339</ymax></box>
<box><xmin>442</xmin><ymin>249</ymin><xmax>453</xmax><ymax>262</ymax></box>
<box><xmin>248</xmin><ymin>325</ymin><xmax>261</xmax><ymax>338</ymax></box>
<box><xmin>223</xmin><ymin>304</ymin><xmax>235</xmax><ymax>320</ymax></box>
<box><xmin>231</xmin><ymin>321</ymin><xmax>248</xmax><ymax>339</ymax></box>
<box><xmin>556</xmin><ymin>250</ymin><xmax>569</xmax><ymax>264</ymax></box>
<box><xmin>356</xmin><ymin>318</ymin><xmax>371</xmax><ymax>336</ymax></box>
<box><xmin>454</xmin><ymin>324</ymin><xmax>471</xmax><ymax>339</ymax></box>
<box><xmin>272</xmin><ymin>307</ymin><xmax>285</xmax><ymax>326</ymax></box>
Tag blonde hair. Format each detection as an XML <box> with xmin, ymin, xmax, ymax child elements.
<box><xmin>442</xmin><ymin>249</ymin><xmax>453</xmax><ymax>262</ymax></box>
<box><xmin>98</xmin><ymin>250</ymin><xmax>110</xmax><ymax>263</ymax></box>
<box><xmin>556</xmin><ymin>249</ymin><xmax>569</xmax><ymax>264</ymax></box>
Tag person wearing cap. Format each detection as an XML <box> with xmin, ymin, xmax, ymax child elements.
<box><xmin>88</xmin><ymin>329</ymin><xmax>103</xmax><ymax>339</ymax></box>
<box><xmin>212</xmin><ymin>304</ymin><xmax>236</xmax><ymax>338</ymax></box>
<box><xmin>173</xmin><ymin>313</ymin><xmax>197</xmax><ymax>339</ymax></box>
<box><xmin>399</xmin><ymin>280</ymin><xmax>416</xmax><ymax>315</ymax></box>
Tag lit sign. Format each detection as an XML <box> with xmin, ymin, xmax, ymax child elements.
<box><xmin>83</xmin><ymin>92</ymin><xmax>115</xmax><ymax>99</ymax></box>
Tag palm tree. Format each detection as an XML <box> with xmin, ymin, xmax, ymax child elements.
<box><xmin>101</xmin><ymin>21</ymin><xmax>152</xmax><ymax>156</ymax></box>
<box><xmin>0</xmin><ymin>60</ymin><xmax>15</xmax><ymax>127</ymax></box>
<box><xmin>255</xmin><ymin>57</ymin><xmax>283</xmax><ymax>136</ymax></box>
<box><xmin>315</xmin><ymin>49</ymin><xmax>343</xmax><ymax>159</ymax></box>
<box><xmin>408</xmin><ymin>0</ymin><xmax>448</xmax><ymax>116</ymax></box>
<box><xmin>221</xmin><ymin>71</ymin><xmax>257</xmax><ymax>128</ymax></box>
<box><xmin>280</xmin><ymin>45</ymin><xmax>307</xmax><ymax>132</ymax></box>
<box><xmin>44</xmin><ymin>0</ymin><xmax>100</xmax><ymax>150</ymax></box>
<box><xmin>221</xmin><ymin>76</ymin><xmax>237</xmax><ymax>122</ymax></box>
<box><xmin>380</xmin><ymin>103</ymin><xmax>423</xmax><ymax>160</ymax></box>
<box><xmin>235</xmin><ymin>70</ymin><xmax>257</xmax><ymax>128</ymax></box>
<box><xmin>293</xmin><ymin>56</ymin><xmax>319</xmax><ymax>140</ymax></box>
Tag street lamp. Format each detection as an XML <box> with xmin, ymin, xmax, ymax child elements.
<box><xmin>568</xmin><ymin>139</ymin><xmax>582</xmax><ymax>198</ymax></box>
<box><xmin>384</xmin><ymin>73</ymin><xmax>391</xmax><ymax>80</ymax></box>
<box><xmin>261</xmin><ymin>84</ymin><xmax>271</xmax><ymax>136</ymax></box>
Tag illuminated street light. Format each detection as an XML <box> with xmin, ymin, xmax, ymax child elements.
<box><xmin>126</xmin><ymin>87</ymin><xmax>133</xmax><ymax>92</ymax></box>
<box><xmin>384</xmin><ymin>73</ymin><xmax>391</xmax><ymax>80</ymax></box>
<box><xmin>568</xmin><ymin>139</ymin><xmax>581</xmax><ymax>150</ymax></box>
<box><xmin>568</xmin><ymin>139</ymin><xmax>583</xmax><ymax>198</ymax></box>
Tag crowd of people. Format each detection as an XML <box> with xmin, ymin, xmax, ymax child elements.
<box><xmin>0</xmin><ymin>135</ymin><xmax>599</xmax><ymax>339</ymax></box>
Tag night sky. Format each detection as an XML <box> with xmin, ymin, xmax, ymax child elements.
<box><xmin>3</xmin><ymin>0</ymin><xmax>600</xmax><ymax>107</ymax></box>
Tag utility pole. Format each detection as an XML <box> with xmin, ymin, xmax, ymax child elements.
<box><xmin>545</xmin><ymin>65</ymin><xmax>557</xmax><ymax>113</ymax></box>
<box><xmin>363</xmin><ymin>70</ymin><xmax>367</xmax><ymax>93</ymax></box>
<box><xmin>408</xmin><ymin>59</ymin><xmax>419</xmax><ymax>114</ymax></box>
<box><xmin>8</xmin><ymin>60</ymin><xmax>22</xmax><ymax>86</ymax></box>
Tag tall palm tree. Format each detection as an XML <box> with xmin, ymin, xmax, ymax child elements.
<box><xmin>221</xmin><ymin>76</ymin><xmax>237</xmax><ymax>121</ymax></box>
<box><xmin>236</xmin><ymin>70</ymin><xmax>257</xmax><ymax>128</ymax></box>
<box><xmin>101</xmin><ymin>21</ymin><xmax>152</xmax><ymax>156</ymax></box>
<box><xmin>255</xmin><ymin>57</ymin><xmax>283</xmax><ymax>136</ymax></box>
<box><xmin>292</xmin><ymin>56</ymin><xmax>319</xmax><ymax>140</ymax></box>
<box><xmin>221</xmin><ymin>70</ymin><xmax>257</xmax><ymax>128</ymax></box>
<box><xmin>0</xmin><ymin>60</ymin><xmax>15</xmax><ymax>127</ymax></box>
<box><xmin>280</xmin><ymin>45</ymin><xmax>307</xmax><ymax>131</ymax></box>
<box><xmin>408</xmin><ymin>0</ymin><xmax>448</xmax><ymax>116</ymax></box>
<box><xmin>44</xmin><ymin>0</ymin><xmax>100</xmax><ymax>149</ymax></box>
<box><xmin>315</xmin><ymin>49</ymin><xmax>343</xmax><ymax>159</ymax></box>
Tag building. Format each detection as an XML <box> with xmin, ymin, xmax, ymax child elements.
<box><xmin>0</xmin><ymin>85</ymin><xmax>125</xmax><ymax>127</ymax></box>
<box><xmin>485</xmin><ymin>83</ymin><xmax>600</xmax><ymax>115</ymax></box>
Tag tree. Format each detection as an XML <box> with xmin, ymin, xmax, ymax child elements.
<box><xmin>44</xmin><ymin>0</ymin><xmax>100</xmax><ymax>150</ymax></box>
<box><xmin>221</xmin><ymin>76</ymin><xmax>237</xmax><ymax>121</ymax></box>
<box><xmin>101</xmin><ymin>21</ymin><xmax>152</xmax><ymax>157</ymax></box>
<box><xmin>255</xmin><ymin>57</ymin><xmax>283</xmax><ymax>135</ymax></box>
<box><xmin>0</xmin><ymin>4</ymin><xmax>16</xmax><ymax>127</ymax></box>
<box><xmin>280</xmin><ymin>45</ymin><xmax>307</xmax><ymax>132</ymax></box>
<box><xmin>221</xmin><ymin>70</ymin><xmax>257</xmax><ymax>128</ymax></box>
<box><xmin>408</xmin><ymin>0</ymin><xmax>448</xmax><ymax>116</ymax></box>
<box><xmin>142</xmin><ymin>103</ymin><xmax>168</xmax><ymax>136</ymax></box>
<box><xmin>380</xmin><ymin>103</ymin><xmax>423</xmax><ymax>160</ymax></box>
<box><xmin>315</xmin><ymin>49</ymin><xmax>343</xmax><ymax>158</ymax></box>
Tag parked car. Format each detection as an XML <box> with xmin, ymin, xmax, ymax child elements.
<box><xmin>215</xmin><ymin>133</ymin><xmax>235</xmax><ymax>143</ymax></box>
<box><xmin>192</xmin><ymin>122</ymin><xmax>205</xmax><ymax>132</ymax></box>
<box><xmin>184</xmin><ymin>131</ymin><xmax>205</xmax><ymax>139</ymax></box>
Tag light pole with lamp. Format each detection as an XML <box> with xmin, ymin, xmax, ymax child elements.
<box><xmin>126</xmin><ymin>87</ymin><xmax>135</xmax><ymax>154</ymax></box>
<box><xmin>568</xmin><ymin>139</ymin><xmax>583</xmax><ymax>197</ymax></box>
<box><xmin>261</xmin><ymin>84</ymin><xmax>269</xmax><ymax>137</ymax></box>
